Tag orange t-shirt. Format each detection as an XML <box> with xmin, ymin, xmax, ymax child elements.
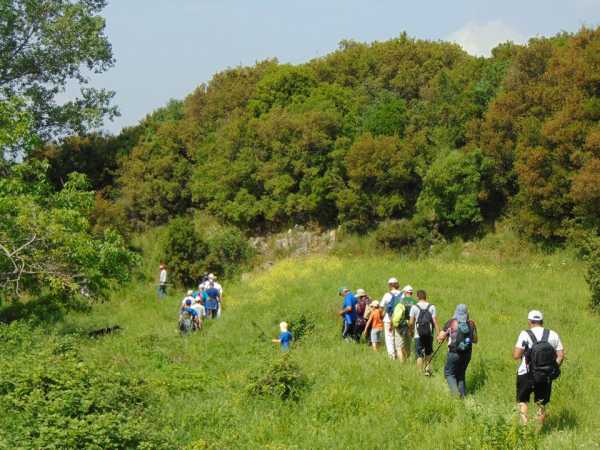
<box><xmin>370</xmin><ymin>308</ymin><xmax>383</xmax><ymax>330</ymax></box>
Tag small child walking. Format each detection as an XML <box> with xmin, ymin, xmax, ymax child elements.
<box><xmin>363</xmin><ymin>301</ymin><xmax>384</xmax><ymax>351</ymax></box>
<box><xmin>272</xmin><ymin>322</ymin><xmax>293</xmax><ymax>351</ymax></box>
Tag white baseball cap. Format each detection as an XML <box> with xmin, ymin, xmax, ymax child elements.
<box><xmin>403</xmin><ymin>285</ymin><xmax>413</xmax><ymax>292</ymax></box>
<box><xmin>528</xmin><ymin>310</ymin><xmax>543</xmax><ymax>321</ymax></box>
<box><xmin>388</xmin><ymin>277</ymin><xmax>398</xmax><ymax>284</ymax></box>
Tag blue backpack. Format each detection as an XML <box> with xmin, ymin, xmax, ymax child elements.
<box><xmin>385</xmin><ymin>293</ymin><xmax>401</xmax><ymax>317</ymax></box>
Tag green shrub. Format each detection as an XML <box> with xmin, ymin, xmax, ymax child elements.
<box><xmin>374</xmin><ymin>219</ymin><xmax>419</xmax><ymax>250</ymax></box>
<box><xmin>416</xmin><ymin>149</ymin><xmax>490</xmax><ymax>236</ymax></box>
<box><xmin>205</xmin><ymin>226</ymin><xmax>254</xmax><ymax>279</ymax></box>
<box><xmin>587</xmin><ymin>245</ymin><xmax>600</xmax><ymax>310</ymax></box>
<box><xmin>0</xmin><ymin>322</ymin><xmax>172</xmax><ymax>449</ymax></box>
<box><xmin>163</xmin><ymin>217</ymin><xmax>208</xmax><ymax>286</ymax></box>
<box><xmin>288</xmin><ymin>313</ymin><xmax>316</xmax><ymax>342</ymax></box>
<box><xmin>246</xmin><ymin>355</ymin><xmax>309</xmax><ymax>401</ymax></box>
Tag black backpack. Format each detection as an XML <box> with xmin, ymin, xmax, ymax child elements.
<box><xmin>526</xmin><ymin>329</ymin><xmax>560</xmax><ymax>383</ymax></box>
<box><xmin>416</xmin><ymin>304</ymin><xmax>434</xmax><ymax>338</ymax></box>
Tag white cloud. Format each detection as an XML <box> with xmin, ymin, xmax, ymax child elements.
<box><xmin>448</xmin><ymin>20</ymin><xmax>527</xmax><ymax>57</ymax></box>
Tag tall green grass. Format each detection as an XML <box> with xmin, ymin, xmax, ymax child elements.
<box><xmin>56</xmin><ymin>241</ymin><xmax>599</xmax><ymax>449</ymax></box>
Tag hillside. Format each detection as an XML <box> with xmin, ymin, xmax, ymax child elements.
<box><xmin>45</xmin><ymin>240</ymin><xmax>598</xmax><ymax>449</ymax></box>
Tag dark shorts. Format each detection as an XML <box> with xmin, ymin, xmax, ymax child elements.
<box><xmin>516</xmin><ymin>374</ymin><xmax>552</xmax><ymax>405</ymax></box>
<box><xmin>415</xmin><ymin>335</ymin><xmax>433</xmax><ymax>358</ymax></box>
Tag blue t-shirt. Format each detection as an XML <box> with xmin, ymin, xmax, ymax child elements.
<box><xmin>279</xmin><ymin>331</ymin><xmax>293</xmax><ymax>350</ymax></box>
<box><xmin>342</xmin><ymin>292</ymin><xmax>357</xmax><ymax>325</ymax></box>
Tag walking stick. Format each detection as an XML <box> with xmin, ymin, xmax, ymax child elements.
<box><xmin>425</xmin><ymin>335</ymin><xmax>447</xmax><ymax>372</ymax></box>
<box><xmin>250</xmin><ymin>320</ymin><xmax>268</xmax><ymax>340</ymax></box>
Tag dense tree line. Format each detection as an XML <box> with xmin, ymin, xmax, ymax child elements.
<box><xmin>59</xmin><ymin>28</ymin><xmax>595</xmax><ymax>247</ymax></box>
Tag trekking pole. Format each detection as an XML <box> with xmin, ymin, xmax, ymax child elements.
<box><xmin>425</xmin><ymin>336</ymin><xmax>447</xmax><ymax>372</ymax></box>
<box><xmin>250</xmin><ymin>320</ymin><xmax>268</xmax><ymax>340</ymax></box>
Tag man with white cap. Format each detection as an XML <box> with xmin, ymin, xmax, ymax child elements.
<box><xmin>200</xmin><ymin>274</ymin><xmax>224</xmax><ymax>318</ymax></box>
<box><xmin>513</xmin><ymin>310</ymin><xmax>564</xmax><ymax>426</ymax></box>
<box><xmin>379</xmin><ymin>277</ymin><xmax>407</xmax><ymax>360</ymax></box>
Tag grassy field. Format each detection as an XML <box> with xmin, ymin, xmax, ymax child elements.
<box><xmin>54</xmin><ymin>238</ymin><xmax>599</xmax><ymax>449</ymax></box>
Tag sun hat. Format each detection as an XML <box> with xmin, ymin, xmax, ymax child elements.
<box><xmin>388</xmin><ymin>277</ymin><xmax>398</xmax><ymax>284</ymax></box>
<box><xmin>371</xmin><ymin>300</ymin><xmax>379</xmax><ymax>308</ymax></box>
<box><xmin>356</xmin><ymin>288</ymin><xmax>367</xmax><ymax>297</ymax></box>
<box><xmin>280</xmin><ymin>321</ymin><xmax>288</xmax><ymax>331</ymax></box>
<box><xmin>403</xmin><ymin>285</ymin><xmax>413</xmax><ymax>293</ymax></box>
<box><xmin>187</xmin><ymin>290</ymin><xmax>193</xmax><ymax>296</ymax></box>
<box><xmin>208</xmin><ymin>273</ymin><xmax>216</xmax><ymax>280</ymax></box>
<box><xmin>338</xmin><ymin>287</ymin><xmax>349</xmax><ymax>294</ymax></box>
<box><xmin>453</xmin><ymin>304</ymin><xmax>469</xmax><ymax>322</ymax></box>
<box><xmin>528</xmin><ymin>310</ymin><xmax>543</xmax><ymax>321</ymax></box>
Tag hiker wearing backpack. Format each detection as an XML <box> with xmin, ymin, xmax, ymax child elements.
<box><xmin>380</xmin><ymin>278</ymin><xmax>410</xmax><ymax>360</ymax></box>
<box><xmin>204</xmin><ymin>284</ymin><xmax>221</xmax><ymax>320</ymax></box>
<box><xmin>388</xmin><ymin>285</ymin><xmax>417</xmax><ymax>361</ymax></box>
<box><xmin>437</xmin><ymin>304</ymin><xmax>478</xmax><ymax>397</ymax></box>
<box><xmin>408</xmin><ymin>290</ymin><xmax>439</xmax><ymax>375</ymax></box>
<box><xmin>354</xmin><ymin>289</ymin><xmax>371</xmax><ymax>343</ymax></box>
<box><xmin>513</xmin><ymin>310</ymin><xmax>564</xmax><ymax>426</ymax></box>
<box><xmin>338</xmin><ymin>288</ymin><xmax>358</xmax><ymax>342</ymax></box>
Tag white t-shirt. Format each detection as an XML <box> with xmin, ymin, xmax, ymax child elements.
<box><xmin>191</xmin><ymin>303</ymin><xmax>205</xmax><ymax>318</ymax></box>
<box><xmin>409</xmin><ymin>301</ymin><xmax>437</xmax><ymax>338</ymax></box>
<box><xmin>380</xmin><ymin>289</ymin><xmax>402</xmax><ymax>324</ymax></box>
<box><xmin>159</xmin><ymin>269</ymin><xmax>167</xmax><ymax>284</ymax></box>
<box><xmin>514</xmin><ymin>326</ymin><xmax>563</xmax><ymax>375</ymax></box>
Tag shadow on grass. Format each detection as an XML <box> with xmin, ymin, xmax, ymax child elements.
<box><xmin>544</xmin><ymin>408</ymin><xmax>578</xmax><ymax>432</ymax></box>
<box><xmin>467</xmin><ymin>356</ymin><xmax>488</xmax><ymax>395</ymax></box>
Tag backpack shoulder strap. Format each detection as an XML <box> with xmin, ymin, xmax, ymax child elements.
<box><xmin>426</xmin><ymin>304</ymin><xmax>432</xmax><ymax>313</ymax></box>
<box><xmin>525</xmin><ymin>329</ymin><xmax>538</xmax><ymax>345</ymax></box>
<box><xmin>541</xmin><ymin>329</ymin><xmax>550</xmax><ymax>343</ymax></box>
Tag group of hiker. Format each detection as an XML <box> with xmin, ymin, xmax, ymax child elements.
<box><xmin>338</xmin><ymin>277</ymin><xmax>565</xmax><ymax>426</ymax></box>
<box><xmin>178</xmin><ymin>273</ymin><xmax>224</xmax><ymax>333</ymax></box>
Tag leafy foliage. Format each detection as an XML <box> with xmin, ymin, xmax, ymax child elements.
<box><xmin>0</xmin><ymin>322</ymin><xmax>172</xmax><ymax>449</ymax></box>
<box><xmin>0</xmin><ymin>161</ymin><xmax>139</xmax><ymax>317</ymax></box>
<box><xmin>246</xmin><ymin>355</ymin><xmax>309</xmax><ymax>401</ymax></box>
<box><xmin>0</xmin><ymin>0</ymin><xmax>117</xmax><ymax>140</ymax></box>
<box><xmin>163</xmin><ymin>218</ymin><xmax>208</xmax><ymax>287</ymax></box>
<box><xmin>587</xmin><ymin>244</ymin><xmax>600</xmax><ymax>310</ymax></box>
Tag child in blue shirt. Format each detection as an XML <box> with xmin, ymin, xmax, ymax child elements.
<box><xmin>272</xmin><ymin>321</ymin><xmax>293</xmax><ymax>351</ymax></box>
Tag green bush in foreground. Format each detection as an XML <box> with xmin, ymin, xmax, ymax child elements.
<box><xmin>0</xmin><ymin>323</ymin><xmax>172</xmax><ymax>449</ymax></box>
<box><xmin>246</xmin><ymin>355</ymin><xmax>309</xmax><ymax>401</ymax></box>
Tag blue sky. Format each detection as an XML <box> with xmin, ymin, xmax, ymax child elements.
<box><xmin>85</xmin><ymin>0</ymin><xmax>600</xmax><ymax>133</ymax></box>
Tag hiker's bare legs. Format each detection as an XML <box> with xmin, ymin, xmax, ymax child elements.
<box><xmin>518</xmin><ymin>402</ymin><xmax>529</xmax><ymax>425</ymax></box>
<box><xmin>536</xmin><ymin>403</ymin><xmax>546</xmax><ymax>427</ymax></box>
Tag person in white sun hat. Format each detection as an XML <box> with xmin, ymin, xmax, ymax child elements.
<box><xmin>379</xmin><ymin>277</ymin><xmax>407</xmax><ymax>360</ymax></box>
<box><xmin>513</xmin><ymin>310</ymin><xmax>564</xmax><ymax>426</ymax></box>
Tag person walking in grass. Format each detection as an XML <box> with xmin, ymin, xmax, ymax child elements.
<box><xmin>437</xmin><ymin>304</ymin><xmax>478</xmax><ymax>397</ymax></box>
<box><xmin>190</xmin><ymin>298</ymin><xmax>206</xmax><ymax>330</ymax></box>
<box><xmin>363</xmin><ymin>301</ymin><xmax>383</xmax><ymax>351</ymax></box>
<box><xmin>513</xmin><ymin>310</ymin><xmax>564</xmax><ymax>426</ymax></box>
<box><xmin>354</xmin><ymin>289</ymin><xmax>371</xmax><ymax>343</ymax></box>
<box><xmin>380</xmin><ymin>278</ymin><xmax>408</xmax><ymax>360</ymax></box>
<box><xmin>158</xmin><ymin>263</ymin><xmax>167</xmax><ymax>299</ymax></box>
<box><xmin>408</xmin><ymin>290</ymin><xmax>439</xmax><ymax>375</ymax></box>
<box><xmin>272</xmin><ymin>321</ymin><xmax>293</xmax><ymax>351</ymax></box>
<box><xmin>338</xmin><ymin>288</ymin><xmax>357</xmax><ymax>342</ymax></box>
